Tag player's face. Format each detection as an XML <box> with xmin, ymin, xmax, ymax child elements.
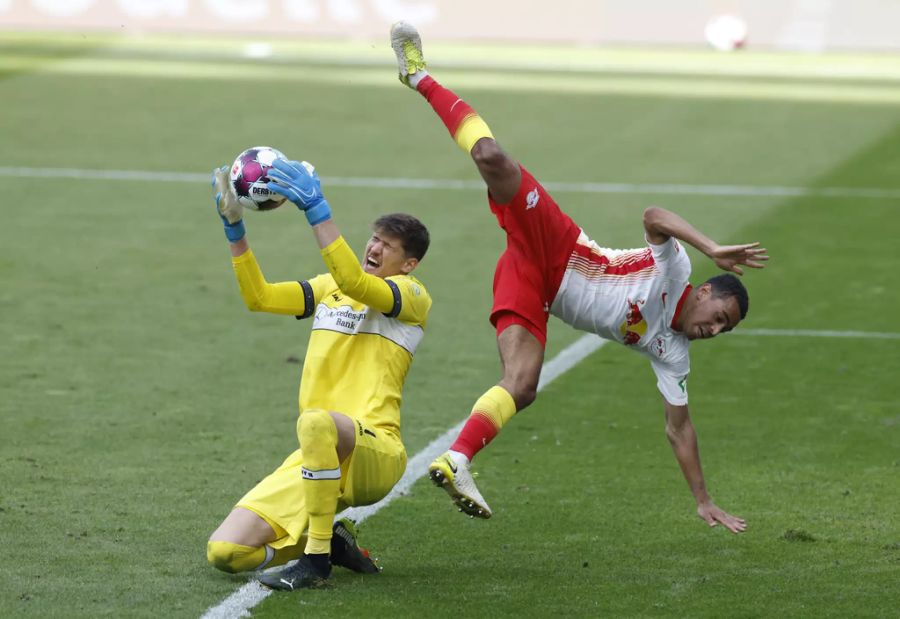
<box><xmin>362</xmin><ymin>230</ymin><xmax>417</xmax><ymax>278</ymax></box>
<box><xmin>684</xmin><ymin>285</ymin><xmax>742</xmax><ymax>341</ymax></box>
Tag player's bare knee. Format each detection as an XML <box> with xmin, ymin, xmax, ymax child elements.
<box><xmin>472</xmin><ymin>141</ymin><xmax>520</xmax><ymax>202</ymax></box>
<box><xmin>471</xmin><ymin>139</ymin><xmax>509</xmax><ymax>173</ymax></box>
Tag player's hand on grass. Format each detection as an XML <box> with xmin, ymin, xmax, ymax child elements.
<box><xmin>266</xmin><ymin>158</ymin><xmax>332</xmax><ymax>226</ymax></box>
<box><xmin>212</xmin><ymin>166</ymin><xmax>245</xmax><ymax>242</ymax></box>
<box><xmin>697</xmin><ymin>501</ymin><xmax>747</xmax><ymax>533</ymax></box>
<box><xmin>709</xmin><ymin>242</ymin><xmax>769</xmax><ymax>275</ymax></box>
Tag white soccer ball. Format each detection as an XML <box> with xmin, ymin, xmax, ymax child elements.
<box><xmin>705</xmin><ymin>15</ymin><xmax>748</xmax><ymax>52</ymax></box>
<box><xmin>229</xmin><ymin>146</ymin><xmax>288</xmax><ymax>211</ymax></box>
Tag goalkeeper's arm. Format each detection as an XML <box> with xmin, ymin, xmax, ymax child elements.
<box><xmin>213</xmin><ymin>166</ymin><xmax>312</xmax><ymax>316</ymax></box>
<box><xmin>264</xmin><ymin>157</ymin><xmax>399</xmax><ymax>313</ymax></box>
<box><xmin>232</xmin><ymin>249</ymin><xmax>310</xmax><ymax>316</ymax></box>
<box><xmin>314</xmin><ymin>221</ymin><xmax>399</xmax><ymax>315</ymax></box>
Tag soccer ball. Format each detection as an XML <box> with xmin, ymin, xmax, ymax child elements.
<box><xmin>704</xmin><ymin>15</ymin><xmax>748</xmax><ymax>52</ymax></box>
<box><xmin>229</xmin><ymin>146</ymin><xmax>288</xmax><ymax>211</ymax></box>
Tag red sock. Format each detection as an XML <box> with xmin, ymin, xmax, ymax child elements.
<box><xmin>450</xmin><ymin>413</ymin><xmax>498</xmax><ymax>461</ymax></box>
<box><xmin>416</xmin><ymin>75</ymin><xmax>476</xmax><ymax>139</ymax></box>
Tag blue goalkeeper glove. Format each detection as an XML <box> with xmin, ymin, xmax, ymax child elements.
<box><xmin>212</xmin><ymin>166</ymin><xmax>245</xmax><ymax>242</ymax></box>
<box><xmin>266</xmin><ymin>158</ymin><xmax>332</xmax><ymax>226</ymax></box>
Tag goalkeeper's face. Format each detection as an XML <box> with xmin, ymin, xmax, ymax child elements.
<box><xmin>362</xmin><ymin>229</ymin><xmax>419</xmax><ymax>278</ymax></box>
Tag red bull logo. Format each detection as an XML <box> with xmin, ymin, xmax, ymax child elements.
<box><xmin>619</xmin><ymin>299</ymin><xmax>647</xmax><ymax>345</ymax></box>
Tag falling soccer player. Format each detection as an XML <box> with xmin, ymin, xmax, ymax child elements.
<box><xmin>390</xmin><ymin>22</ymin><xmax>767</xmax><ymax>532</ymax></box>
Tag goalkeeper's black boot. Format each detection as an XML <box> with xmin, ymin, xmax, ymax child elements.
<box><xmin>330</xmin><ymin>518</ymin><xmax>381</xmax><ymax>574</ymax></box>
<box><xmin>257</xmin><ymin>554</ymin><xmax>330</xmax><ymax>591</ymax></box>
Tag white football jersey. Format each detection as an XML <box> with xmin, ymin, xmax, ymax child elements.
<box><xmin>550</xmin><ymin>231</ymin><xmax>692</xmax><ymax>405</ymax></box>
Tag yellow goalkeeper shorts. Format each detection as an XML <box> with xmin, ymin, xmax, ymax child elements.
<box><xmin>236</xmin><ymin>418</ymin><xmax>406</xmax><ymax>550</ymax></box>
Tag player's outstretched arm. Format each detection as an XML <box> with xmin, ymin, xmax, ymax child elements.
<box><xmin>267</xmin><ymin>159</ymin><xmax>405</xmax><ymax>315</ymax></box>
<box><xmin>643</xmin><ymin>206</ymin><xmax>768</xmax><ymax>275</ymax></box>
<box><xmin>664</xmin><ymin>399</ymin><xmax>747</xmax><ymax>534</ymax></box>
<box><xmin>212</xmin><ymin>166</ymin><xmax>310</xmax><ymax>315</ymax></box>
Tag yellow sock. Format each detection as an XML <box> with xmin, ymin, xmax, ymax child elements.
<box><xmin>473</xmin><ymin>385</ymin><xmax>516</xmax><ymax>429</ymax></box>
<box><xmin>268</xmin><ymin>541</ymin><xmax>306</xmax><ymax>568</ymax></box>
<box><xmin>298</xmin><ymin>409</ymin><xmax>341</xmax><ymax>556</ymax></box>
<box><xmin>454</xmin><ymin>115</ymin><xmax>495</xmax><ymax>153</ymax></box>
<box><xmin>450</xmin><ymin>386</ymin><xmax>517</xmax><ymax>460</ymax></box>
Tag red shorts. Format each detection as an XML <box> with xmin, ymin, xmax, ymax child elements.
<box><xmin>488</xmin><ymin>166</ymin><xmax>581</xmax><ymax>346</ymax></box>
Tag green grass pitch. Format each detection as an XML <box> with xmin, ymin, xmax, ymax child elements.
<box><xmin>1</xmin><ymin>35</ymin><xmax>898</xmax><ymax>618</ymax></box>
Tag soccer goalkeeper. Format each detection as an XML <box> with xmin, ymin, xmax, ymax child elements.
<box><xmin>206</xmin><ymin>159</ymin><xmax>432</xmax><ymax>590</ymax></box>
<box><xmin>391</xmin><ymin>22</ymin><xmax>767</xmax><ymax>532</ymax></box>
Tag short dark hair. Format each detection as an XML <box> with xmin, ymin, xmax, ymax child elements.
<box><xmin>374</xmin><ymin>213</ymin><xmax>430</xmax><ymax>261</ymax></box>
<box><xmin>704</xmin><ymin>273</ymin><xmax>749</xmax><ymax>319</ymax></box>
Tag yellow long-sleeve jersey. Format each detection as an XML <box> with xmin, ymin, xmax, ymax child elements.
<box><xmin>231</xmin><ymin>237</ymin><xmax>431</xmax><ymax>438</ymax></box>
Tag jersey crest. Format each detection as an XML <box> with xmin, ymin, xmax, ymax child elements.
<box><xmin>526</xmin><ymin>187</ymin><xmax>540</xmax><ymax>209</ymax></box>
<box><xmin>619</xmin><ymin>298</ymin><xmax>647</xmax><ymax>345</ymax></box>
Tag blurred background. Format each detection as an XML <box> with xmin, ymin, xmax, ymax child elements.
<box><xmin>2</xmin><ymin>0</ymin><xmax>899</xmax><ymax>52</ymax></box>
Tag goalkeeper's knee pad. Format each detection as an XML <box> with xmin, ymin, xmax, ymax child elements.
<box><xmin>206</xmin><ymin>540</ymin><xmax>270</xmax><ymax>573</ymax></box>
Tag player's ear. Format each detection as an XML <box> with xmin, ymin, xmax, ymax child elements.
<box><xmin>697</xmin><ymin>282</ymin><xmax>712</xmax><ymax>300</ymax></box>
<box><xmin>401</xmin><ymin>256</ymin><xmax>419</xmax><ymax>274</ymax></box>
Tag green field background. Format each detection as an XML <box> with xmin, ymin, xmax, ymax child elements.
<box><xmin>1</xmin><ymin>37</ymin><xmax>898</xmax><ymax>618</ymax></box>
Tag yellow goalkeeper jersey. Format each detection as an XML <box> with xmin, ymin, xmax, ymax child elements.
<box><xmin>232</xmin><ymin>236</ymin><xmax>431</xmax><ymax>438</ymax></box>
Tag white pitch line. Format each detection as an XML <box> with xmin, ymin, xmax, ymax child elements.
<box><xmin>200</xmin><ymin>335</ymin><xmax>608</xmax><ymax>619</ymax></box>
<box><xmin>2</xmin><ymin>166</ymin><xmax>900</xmax><ymax>200</ymax></box>
<box><xmin>734</xmin><ymin>328</ymin><xmax>900</xmax><ymax>340</ymax></box>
